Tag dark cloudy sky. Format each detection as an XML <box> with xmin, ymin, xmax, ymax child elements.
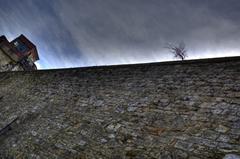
<box><xmin>0</xmin><ymin>0</ymin><xmax>240</xmax><ymax>69</ymax></box>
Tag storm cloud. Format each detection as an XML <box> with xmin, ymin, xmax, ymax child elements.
<box><xmin>0</xmin><ymin>0</ymin><xmax>240</xmax><ymax>69</ymax></box>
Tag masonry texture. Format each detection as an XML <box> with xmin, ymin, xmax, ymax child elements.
<box><xmin>0</xmin><ymin>57</ymin><xmax>240</xmax><ymax>159</ymax></box>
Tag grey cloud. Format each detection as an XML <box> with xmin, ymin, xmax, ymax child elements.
<box><xmin>0</xmin><ymin>0</ymin><xmax>86</xmax><ymax>68</ymax></box>
<box><xmin>0</xmin><ymin>0</ymin><xmax>240</xmax><ymax>69</ymax></box>
<box><xmin>55</xmin><ymin>0</ymin><xmax>240</xmax><ymax>63</ymax></box>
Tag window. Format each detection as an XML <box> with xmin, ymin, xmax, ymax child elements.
<box><xmin>14</xmin><ymin>40</ymin><xmax>29</xmax><ymax>53</ymax></box>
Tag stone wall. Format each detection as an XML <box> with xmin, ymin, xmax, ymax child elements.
<box><xmin>0</xmin><ymin>57</ymin><xmax>240</xmax><ymax>159</ymax></box>
<box><xmin>0</xmin><ymin>49</ymin><xmax>12</xmax><ymax>66</ymax></box>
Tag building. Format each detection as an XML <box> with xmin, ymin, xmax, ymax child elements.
<box><xmin>0</xmin><ymin>34</ymin><xmax>39</xmax><ymax>72</ymax></box>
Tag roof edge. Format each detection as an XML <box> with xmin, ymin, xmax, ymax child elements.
<box><xmin>1</xmin><ymin>56</ymin><xmax>240</xmax><ymax>73</ymax></box>
<box><xmin>41</xmin><ymin>55</ymin><xmax>240</xmax><ymax>71</ymax></box>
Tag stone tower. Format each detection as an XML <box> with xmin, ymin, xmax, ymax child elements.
<box><xmin>0</xmin><ymin>34</ymin><xmax>39</xmax><ymax>72</ymax></box>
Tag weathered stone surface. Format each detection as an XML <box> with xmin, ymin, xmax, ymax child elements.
<box><xmin>223</xmin><ymin>154</ymin><xmax>240</xmax><ymax>159</ymax></box>
<box><xmin>0</xmin><ymin>57</ymin><xmax>240</xmax><ymax>158</ymax></box>
<box><xmin>216</xmin><ymin>125</ymin><xmax>230</xmax><ymax>133</ymax></box>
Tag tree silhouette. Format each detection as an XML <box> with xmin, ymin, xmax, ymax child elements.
<box><xmin>165</xmin><ymin>42</ymin><xmax>187</xmax><ymax>60</ymax></box>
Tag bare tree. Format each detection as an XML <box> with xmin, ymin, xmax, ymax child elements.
<box><xmin>165</xmin><ymin>42</ymin><xmax>187</xmax><ymax>60</ymax></box>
